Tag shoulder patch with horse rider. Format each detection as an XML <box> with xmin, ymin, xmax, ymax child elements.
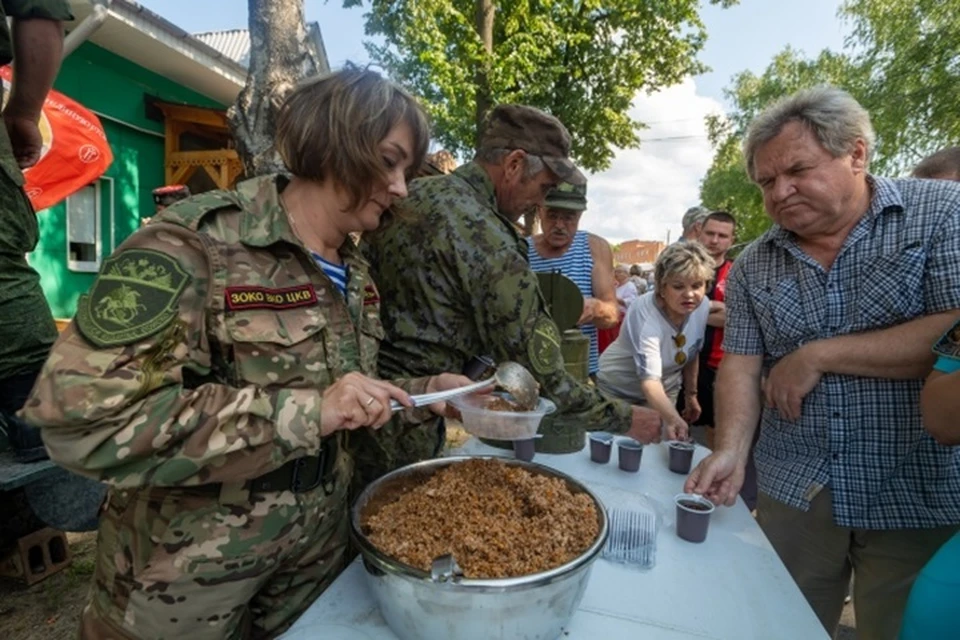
<box><xmin>76</xmin><ymin>249</ymin><xmax>191</xmax><ymax>348</ymax></box>
<box><xmin>528</xmin><ymin>315</ymin><xmax>564</xmax><ymax>375</ymax></box>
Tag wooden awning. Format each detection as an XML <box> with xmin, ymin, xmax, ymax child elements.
<box><xmin>154</xmin><ymin>101</ymin><xmax>243</xmax><ymax>190</ymax></box>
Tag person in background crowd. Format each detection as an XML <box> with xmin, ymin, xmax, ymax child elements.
<box><xmin>686</xmin><ymin>86</ymin><xmax>960</xmax><ymax>640</ymax></box>
<box><xmin>629</xmin><ymin>263</ymin><xmax>648</xmax><ymax>295</ymax></box>
<box><xmin>898</xmin><ymin>320</ymin><xmax>960</xmax><ymax>639</ymax></box>
<box><xmin>0</xmin><ymin>0</ymin><xmax>72</xmax><ymax>460</ymax></box>
<box><xmin>528</xmin><ymin>181</ymin><xmax>618</xmax><ymax>377</ymax></box>
<box><xmin>141</xmin><ymin>184</ymin><xmax>192</xmax><ymax>226</ymax></box>
<box><xmin>678</xmin><ymin>205</ymin><xmax>709</xmax><ymax>242</ymax></box>
<box><xmin>911</xmin><ymin>146</ymin><xmax>960</xmax><ymax>181</ymax></box>
<box><xmin>597</xmin><ymin>242</ymin><xmax>714</xmax><ymax>440</ymax></box>
<box><xmin>897</xmin><ymin>147</ymin><xmax>960</xmax><ymax>640</ymax></box>
<box><xmin>677</xmin><ymin>210</ymin><xmax>759</xmax><ymax>508</ymax></box>
<box><xmin>613</xmin><ymin>263</ymin><xmax>639</xmax><ymax>314</ymax></box>
<box><xmin>153</xmin><ymin>184</ymin><xmax>191</xmax><ymax>212</ymax></box>
<box><xmin>20</xmin><ymin>66</ymin><xmax>471</xmax><ymax>639</ymax></box>
<box><xmin>359</xmin><ymin>103</ymin><xmax>665</xmax><ymax>487</ymax></box>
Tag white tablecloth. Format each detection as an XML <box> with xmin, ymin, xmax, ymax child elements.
<box><xmin>283</xmin><ymin>439</ymin><xmax>828</xmax><ymax>640</ymax></box>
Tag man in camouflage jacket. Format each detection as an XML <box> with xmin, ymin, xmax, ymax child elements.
<box><xmin>358</xmin><ymin>105</ymin><xmax>663</xmax><ymax>484</ymax></box>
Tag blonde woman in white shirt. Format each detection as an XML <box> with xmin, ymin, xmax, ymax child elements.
<box><xmin>598</xmin><ymin>242</ymin><xmax>714</xmax><ymax>440</ymax></box>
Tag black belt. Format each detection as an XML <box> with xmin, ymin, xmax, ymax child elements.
<box><xmin>247</xmin><ymin>435</ymin><xmax>339</xmax><ymax>494</ymax></box>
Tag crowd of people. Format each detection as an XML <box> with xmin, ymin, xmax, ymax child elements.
<box><xmin>2</xmin><ymin>6</ymin><xmax>959</xmax><ymax>639</ymax></box>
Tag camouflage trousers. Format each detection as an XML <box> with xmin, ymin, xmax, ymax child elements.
<box><xmin>80</xmin><ymin>453</ymin><xmax>353</xmax><ymax>640</ymax></box>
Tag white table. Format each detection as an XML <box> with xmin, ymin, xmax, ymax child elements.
<box><xmin>283</xmin><ymin>439</ymin><xmax>828</xmax><ymax>640</ymax></box>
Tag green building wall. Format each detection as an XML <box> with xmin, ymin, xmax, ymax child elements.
<box><xmin>29</xmin><ymin>41</ymin><xmax>227</xmax><ymax>319</ymax></box>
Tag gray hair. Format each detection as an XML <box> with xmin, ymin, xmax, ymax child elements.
<box><xmin>476</xmin><ymin>147</ymin><xmax>545</xmax><ymax>178</ymax></box>
<box><xmin>654</xmin><ymin>242</ymin><xmax>715</xmax><ymax>292</ymax></box>
<box><xmin>743</xmin><ymin>86</ymin><xmax>875</xmax><ymax>181</ymax></box>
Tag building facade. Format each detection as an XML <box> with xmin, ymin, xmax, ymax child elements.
<box><xmin>613</xmin><ymin>239</ymin><xmax>665</xmax><ymax>266</ymax></box>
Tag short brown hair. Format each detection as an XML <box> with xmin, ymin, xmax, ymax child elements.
<box><xmin>275</xmin><ymin>64</ymin><xmax>430</xmax><ymax>210</ymax></box>
<box><xmin>913</xmin><ymin>147</ymin><xmax>960</xmax><ymax>180</ymax></box>
<box><xmin>701</xmin><ymin>210</ymin><xmax>737</xmax><ymax>229</ymax></box>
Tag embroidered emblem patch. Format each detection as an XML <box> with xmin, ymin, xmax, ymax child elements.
<box><xmin>76</xmin><ymin>249</ymin><xmax>191</xmax><ymax>348</ymax></box>
<box><xmin>363</xmin><ymin>283</ymin><xmax>380</xmax><ymax>306</ymax></box>
<box><xmin>528</xmin><ymin>316</ymin><xmax>563</xmax><ymax>375</ymax></box>
<box><xmin>225</xmin><ymin>284</ymin><xmax>318</xmax><ymax>311</ymax></box>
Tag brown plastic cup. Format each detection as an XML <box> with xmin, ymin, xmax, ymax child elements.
<box><xmin>589</xmin><ymin>432</ymin><xmax>614</xmax><ymax>463</ymax></box>
<box><xmin>675</xmin><ymin>493</ymin><xmax>716</xmax><ymax>543</ymax></box>
<box><xmin>617</xmin><ymin>438</ymin><xmax>643</xmax><ymax>472</ymax></box>
<box><xmin>668</xmin><ymin>441</ymin><xmax>696</xmax><ymax>474</ymax></box>
<box><xmin>513</xmin><ymin>438</ymin><xmax>536</xmax><ymax>462</ymax></box>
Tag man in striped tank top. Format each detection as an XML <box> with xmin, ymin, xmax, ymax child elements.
<box><xmin>527</xmin><ymin>182</ymin><xmax>618</xmax><ymax>376</ymax></box>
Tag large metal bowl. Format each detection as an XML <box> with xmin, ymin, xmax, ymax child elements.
<box><xmin>351</xmin><ymin>456</ymin><xmax>609</xmax><ymax>640</ymax></box>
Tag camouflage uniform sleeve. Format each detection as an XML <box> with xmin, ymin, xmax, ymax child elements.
<box><xmin>469</xmin><ymin>245</ymin><xmax>633</xmax><ymax>433</ymax></box>
<box><xmin>19</xmin><ymin>222</ymin><xmax>325</xmax><ymax>488</ymax></box>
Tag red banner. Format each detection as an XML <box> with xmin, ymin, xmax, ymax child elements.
<box><xmin>0</xmin><ymin>65</ymin><xmax>113</xmax><ymax>211</ymax></box>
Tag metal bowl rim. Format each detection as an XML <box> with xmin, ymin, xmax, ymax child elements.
<box><xmin>351</xmin><ymin>455</ymin><xmax>609</xmax><ymax>590</ymax></box>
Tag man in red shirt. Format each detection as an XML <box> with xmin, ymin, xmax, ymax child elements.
<box><xmin>678</xmin><ymin>210</ymin><xmax>758</xmax><ymax>508</ymax></box>
<box><xmin>699</xmin><ymin>211</ymin><xmax>758</xmax><ymax>510</ymax></box>
<box><xmin>699</xmin><ymin>211</ymin><xmax>736</xmax><ymax>379</ymax></box>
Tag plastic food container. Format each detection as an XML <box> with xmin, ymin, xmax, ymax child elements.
<box><xmin>449</xmin><ymin>392</ymin><xmax>557</xmax><ymax>440</ymax></box>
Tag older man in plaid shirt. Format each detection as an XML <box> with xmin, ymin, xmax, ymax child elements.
<box><xmin>686</xmin><ymin>86</ymin><xmax>960</xmax><ymax>640</ymax></box>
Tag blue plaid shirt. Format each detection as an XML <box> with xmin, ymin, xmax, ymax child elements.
<box><xmin>724</xmin><ymin>176</ymin><xmax>960</xmax><ymax>529</ymax></box>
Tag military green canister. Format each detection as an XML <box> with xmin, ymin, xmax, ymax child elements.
<box><xmin>561</xmin><ymin>329</ymin><xmax>589</xmax><ymax>382</ymax></box>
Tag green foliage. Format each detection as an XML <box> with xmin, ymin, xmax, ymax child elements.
<box><xmin>842</xmin><ymin>0</ymin><xmax>960</xmax><ymax>173</ymax></box>
<box><xmin>699</xmin><ymin>134</ymin><xmax>767</xmax><ymax>245</ymax></box>
<box><xmin>343</xmin><ymin>0</ymin><xmax>737</xmax><ymax>172</ymax></box>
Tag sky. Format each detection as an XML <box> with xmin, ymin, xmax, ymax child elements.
<box><xmin>136</xmin><ymin>0</ymin><xmax>850</xmax><ymax>244</ymax></box>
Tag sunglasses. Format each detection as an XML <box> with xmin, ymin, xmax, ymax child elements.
<box><xmin>673</xmin><ymin>334</ymin><xmax>687</xmax><ymax>365</ymax></box>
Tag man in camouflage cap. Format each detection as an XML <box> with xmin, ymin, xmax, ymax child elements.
<box><xmin>357</xmin><ymin>104</ymin><xmax>665</xmax><ymax>485</ymax></box>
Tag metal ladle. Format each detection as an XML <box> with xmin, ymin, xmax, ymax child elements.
<box><xmin>492</xmin><ymin>361</ymin><xmax>540</xmax><ymax>411</ymax></box>
<box><xmin>388</xmin><ymin>361</ymin><xmax>540</xmax><ymax>412</ymax></box>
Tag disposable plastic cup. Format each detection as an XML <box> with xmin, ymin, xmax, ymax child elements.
<box><xmin>589</xmin><ymin>432</ymin><xmax>614</xmax><ymax>463</ymax></box>
<box><xmin>617</xmin><ymin>438</ymin><xmax>643</xmax><ymax>472</ymax></box>
<box><xmin>668</xmin><ymin>441</ymin><xmax>695</xmax><ymax>474</ymax></box>
<box><xmin>513</xmin><ymin>438</ymin><xmax>536</xmax><ymax>462</ymax></box>
<box><xmin>675</xmin><ymin>493</ymin><xmax>716</xmax><ymax>543</ymax></box>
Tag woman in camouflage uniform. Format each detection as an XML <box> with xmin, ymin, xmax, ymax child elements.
<box><xmin>21</xmin><ymin>66</ymin><xmax>468</xmax><ymax>639</ymax></box>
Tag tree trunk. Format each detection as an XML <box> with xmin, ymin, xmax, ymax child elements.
<box><xmin>474</xmin><ymin>0</ymin><xmax>494</xmax><ymax>149</ymax></box>
<box><xmin>228</xmin><ymin>0</ymin><xmax>320</xmax><ymax>177</ymax></box>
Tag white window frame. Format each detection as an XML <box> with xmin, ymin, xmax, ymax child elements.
<box><xmin>101</xmin><ymin>176</ymin><xmax>115</xmax><ymax>254</ymax></box>
<box><xmin>66</xmin><ymin>180</ymin><xmax>104</xmax><ymax>272</ymax></box>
